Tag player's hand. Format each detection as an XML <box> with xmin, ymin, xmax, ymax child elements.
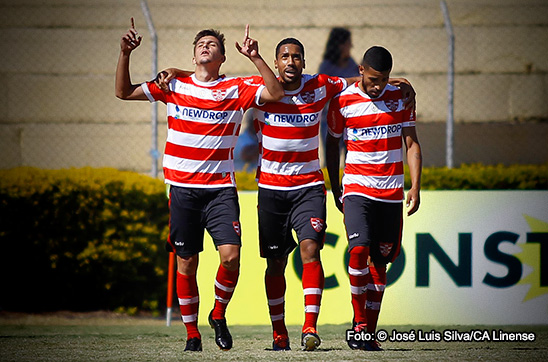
<box><xmin>155</xmin><ymin>69</ymin><xmax>177</xmax><ymax>92</ymax></box>
<box><xmin>235</xmin><ymin>24</ymin><xmax>260</xmax><ymax>59</ymax></box>
<box><xmin>397</xmin><ymin>80</ymin><xmax>416</xmax><ymax>110</ymax></box>
<box><xmin>406</xmin><ymin>188</ymin><xmax>420</xmax><ymax>216</ymax></box>
<box><xmin>332</xmin><ymin>189</ymin><xmax>343</xmax><ymax>213</ymax></box>
<box><xmin>120</xmin><ymin>18</ymin><xmax>142</xmax><ymax>53</ymax></box>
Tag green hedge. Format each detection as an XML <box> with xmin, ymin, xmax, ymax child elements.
<box><xmin>0</xmin><ymin>167</ymin><xmax>169</xmax><ymax>313</ymax></box>
<box><xmin>1</xmin><ymin>164</ymin><xmax>546</xmax><ymax>313</ymax></box>
<box><xmin>236</xmin><ymin>164</ymin><xmax>548</xmax><ymax>190</ymax></box>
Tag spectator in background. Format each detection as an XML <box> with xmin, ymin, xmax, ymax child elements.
<box><xmin>319</xmin><ymin>27</ymin><xmax>360</xmax><ymax>78</ymax></box>
<box><xmin>318</xmin><ymin>28</ymin><xmax>360</xmax><ymax>167</ymax></box>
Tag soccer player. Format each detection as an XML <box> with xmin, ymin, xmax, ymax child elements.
<box><xmin>115</xmin><ymin>19</ymin><xmax>283</xmax><ymax>352</ymax></box>
<box><xmin>325</xmin><ymin>46</ymin><xmax>422</xmax><ymax>351</ymax></box>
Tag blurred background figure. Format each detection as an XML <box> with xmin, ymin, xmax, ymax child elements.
<box><xmin>234</xmin><ymin>110</ymin><xmax>260</xmax><ymax>172</ymax></box>
<box><xmin>319</xmin><ymin>27</ymin><xmax>360</xmax><ymax>78</ymax></box>
<box><xmin>318</xmin><ymin>27</ymin><xmax>360</xmax><ymax>167</ymax></box>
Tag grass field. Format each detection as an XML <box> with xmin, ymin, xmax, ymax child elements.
<box><xmin>1</xmin><ymin>312</ymin><xmax>547</xmax><ymax>361</ymax></box>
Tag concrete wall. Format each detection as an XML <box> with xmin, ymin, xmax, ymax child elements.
<box><xmin>0</xmin><ymin>0</ymin><xmax>547</xmax><ymax>171</ymax></box>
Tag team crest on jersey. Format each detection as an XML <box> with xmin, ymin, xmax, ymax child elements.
<box><xmin>310</xmin><ymin>218</ymin><xmax>324</xmax><ymax>233</ymax></box>
<box><xmin>232</xmin><ymin>221</ymin><xmax>241</xmax><ymax>236</ymax></box>
<box><xmin>212</xmin><ymin>89</ymin><xmax>227</xmax><ymax>101</ymax></box>
<box><xmin>385</xmin><ymin>99</ymin><xmax>399</xmax><ymax>112</ymax></box>
<box><xmin>379</xmin><ymin>242</ymin><xmax>393</xmax><ymax>257</ymax></box>
<box><xmin>301</xmin><ymin>91</ymin><xmax>316</xmax><ymax>104</ymax></box>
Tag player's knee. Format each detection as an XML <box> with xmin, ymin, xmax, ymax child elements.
<box><xmin>266</xmin><ymin>257</ymin><xmax>287</xmax><ymax>276</ymax></box>
<box><xmin>300</xmin><ymin>239</ymin><xmax>321</xmax><ymax>263</ymax></box>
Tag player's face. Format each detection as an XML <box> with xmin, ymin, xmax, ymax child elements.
<box><xmin>359</xmin><ymin>65</ymin><xmax>390</xmax><ymax>98</ymax></box>
<box><xmin>275</xmin><ymin>44</ymin><xmax>305</xmax><ymax>89</ymax></box>
<box><xmin>193</xmin><ymin>36</ymin><xmax>225</xmax><ymax>66</ymax></box>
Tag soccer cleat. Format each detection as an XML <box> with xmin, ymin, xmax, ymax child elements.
<box><xmin>301</xmin><ymin>327</ymin><xmax>321</xmax><ymax>351</ymax></box>
<box><xmin>347</xmin><ymin>321</ymin><xmax>367</xmax><ymax>350</ymax></box>
<box><xmin>208</xmin><ymin>310</ymin><xmax>233</xmax><ymax>350</ymax></box>
<box><xmin>272</xmin><ymin>334</ymin><xmax>291</xmax><ymax>351</ymax></box>
<box><xmin>184</xmin><ymin>337</ymin><xmax>202</xmax><ymax>352</ymax></box>
<box><xmin>364</xmin><ymin>340</ymin><xmax>383</xmax><ymax>351</ymax></box>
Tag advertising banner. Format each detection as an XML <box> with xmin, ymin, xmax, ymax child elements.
<box><xmin>194</xmin><ymin>191</ymin><xmax>548</xmax><ymax>325</ymax></box>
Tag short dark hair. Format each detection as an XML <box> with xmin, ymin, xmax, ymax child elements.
<box><xmin>193</xmin><ymin>29</ymin><xmax>226</xmax><ymax>55</ymax></box>
<box><xmin>275</xmin><ymin>37</ymin><xmax>305</xmax><ymax>59</ymax></box>
<box><xmin>322</xmin><ymin>27</ymin><xmax>352</xmax><ymax>63</ymax></box>
<box><xmin>362</xmin><ymin>46</ymin><xmax>392</xmax><ymax>72</ymax></box>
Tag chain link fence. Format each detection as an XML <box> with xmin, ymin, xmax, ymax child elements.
<box><xmin>1</xmin><ymin>0</ymin><xmax>547</xmax><ymax>177</ymax></box>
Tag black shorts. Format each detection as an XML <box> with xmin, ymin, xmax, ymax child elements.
<box><xmin>343</xmin><ymin>195</ymin><xmax>403</xmax><ymax>264</ymax></box>
<box><xmin>258</xmin><ymin>184</ymin><xmax>326</xmax><ymax>259</ymax></box>
<box><xmin>166</xmin><ymin>186</ymin><xmax>241</xmax><ymax>258</ymax></box>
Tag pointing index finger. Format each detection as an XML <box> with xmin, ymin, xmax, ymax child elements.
<box><xmin>244</xmin><ymin>24</ymin><xmax>249</xmax><ymax>40</ymax></box>
<box><xmin>131</xmin><ymin>17</ymin><xmax>135</xmax><ymax>29</ymax></box>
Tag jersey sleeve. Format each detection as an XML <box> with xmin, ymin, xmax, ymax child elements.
<box><xmin>402</xmin><ymin>105</ymin><xmax>417</xmax><ymax>128</ymax></box>
<box><xmin>327</xmin><ymin>93</ymin><xmax>345</xmax><ymax>138</ymax></box>
<box><xmin>141</xmin><ymin>80</ymin><xmax>168</xmax><ymax>104</ymax></box>
<box><xmin>319</xmin><ymin>74</ymin><xmax>348</xmax><ymax>99</ymax></box>
<box><xmin>239</xmin><ymin>75</ymin><xmax>266</xmax><ymax>109</ymax></box>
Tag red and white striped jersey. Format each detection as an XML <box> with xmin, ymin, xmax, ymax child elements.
<box><xmin>327</xmin><ymin>82</ymin><xmax>416</xmax><ymax>202</ymax></box>
<box><xmin>253</xmin><ymin>74</ymin><xmax>347</xmax><ymax>190</ymax></box>
<box><xmin>142</xmin><ymin>74</ymin><xmax>265</xmax><ymax>188</ymax></box>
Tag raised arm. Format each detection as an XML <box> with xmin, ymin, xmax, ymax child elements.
<box><xmin>235</xmin><ymin>24</ymin><xmax>284</xmax><ymax>103</ymax></box>
<box><xmin>115</xmin><ymin>18</ymin><xmax>148</xmax><ymax>100</ymax></box>
<box><xmin>402</xmin><ymin>126</ymin><xmax>422</xmax><ymax>216</ymax></box>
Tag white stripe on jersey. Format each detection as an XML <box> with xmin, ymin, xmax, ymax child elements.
<box><xmin>343</xmin><ymin>173</ymin><xmax>404</xmax><ymax>190</ymax></box>
<box><xmin>167</xmin><ymin>130</ymin><xmax>235</xmax><ymax>150</ymax></box>
<box><xmin>345</xmin><ymin>124</ymin><xmax>403</xmax><ymax>142</ymax></box>
<box><xmin>260</xmin><ymin>158</ymin><xmax>320</xmax><ymax>176</ymax></box>
<box><xmin>261</xmin><ymin>110</ymin><xmax>321</xmax><ymax>127</ymax></box>
<box><xmin>166</xmin><ymin>104</ymin><xmax>238</xmax><ymax>125</ymax></box>
<box><xmin>172</xmin><ymin>79</ymin><xmax>240</xmax><ymax>101</ymax></box>
<box><xmin>345</xmin><ymin>149</ymin><xmax>403</xmax><ymax>165</ymax></box>
<box><xmin>262</xmin><ymin>134</ymin><xmax>319</xmax><ymax>152</ymax></box>
<box><xmin>340</xmin><ymin>97</ymin><xmax>404</xmax><ymax>118</ymax></box>
<box><xmin>163</xmin><ymin>155</ymin><xmax>234</xmax><ymax>174</ymax></box>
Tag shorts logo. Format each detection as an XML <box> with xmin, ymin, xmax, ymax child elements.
<box><xmin>348</xmin><ymin>232</ymin><xmax>360</xmax><ymax>240</ymax></box>
<box><xmin>310</xmin><ymin>218</ymin><xmax>324</xmax><ymax>233</ymax></box>
<box><xmin>385</xmin><ymin>99</ymin><xmax>399</xmax><ymax>112</ymax></box>
<box><xmin>232</xmin><ymin>221</ymin><xmax>241</xmax><ymax>236</ymax></box>
<box><xmin>212</xmin><ymin>89</ymin><xmax>227</xmax><ymax>101</ymax></box>
<box><xmin>379</xmin><ymin>242</ymin><xmax>393</xmax><ymax>257</ymax></box>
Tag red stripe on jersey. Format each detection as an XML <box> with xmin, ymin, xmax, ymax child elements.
<box><xmin>261</xmin><ymin>123</ymin><xmax>319</xmax><ymax>140</ymax></box>
<box><xmin>164</xmin><ymin>168</ymin><xmax>232</xmax><ymax>186</ymax></box>
<box><xmin>345</xmin><ymin>162</ymin><xmax>403</xmax><ymax>177</ymax></box>
<box><xmin>168</xmin><ymin>117</ymin><xmax>236</xmax><ymax>137</ymax></box>
<box><xmin>346</xmin><ymin>137</ymin><xmax>402</xmax><ymax>153</ymax></box>
<box><xmin>344</xmin><ymin>183</ymin><xmax>404</xmax><ymax>201</ymax></box>
<box><xmin>262</xmin><ymin>148</ymin><xmax>319</xmax><ymax>163</ymax></box>
<box><xmin>259</xmin><ymin>171</ymin><xmax>324</xmax><ymax>188</ymax></box>
<box><xmin>165</xmin><ymin>142</ymin><xmax>230</xmax><ymax>161</ymax></box>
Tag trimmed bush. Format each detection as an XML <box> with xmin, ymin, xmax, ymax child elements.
<box><xmin>0</xmin><ymin>167</ymin><xmax>169</xmax><ymax>312</ymax></box>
